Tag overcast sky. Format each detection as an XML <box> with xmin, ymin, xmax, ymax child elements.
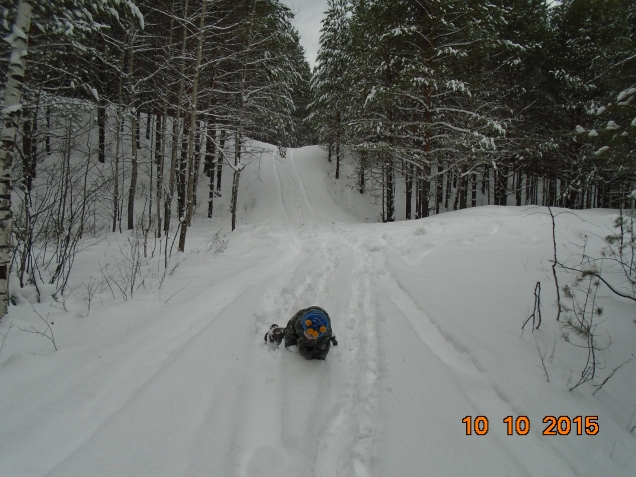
<box><xmin>280</xmin><ymin>0</ymin><xmax>330</xmax><ymax>69</ymax></box>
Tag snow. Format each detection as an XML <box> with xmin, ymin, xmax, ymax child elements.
<box><xmin>3</xmin><ymin>25</ymin><xmax>27</xmax><ymax>46</ymax></box>
<box><xmin>2</xmin><ymin>103</ymin><xmax>22</xmax><ymax>114</ymax></box>
<box><xmin>1</xmin><ymin>145</ymin><xmax>635</xmax><ymax>477</ymax></box>
<box><xmin>108</xmin><ymin>7</ymin><xmax>120</xmax><ymax>22</ymax></box>
<box><xmin>618</xmin><ymin>88</ymin><xmax>636</xmax><ymax>101</ymax></box>
<box><xmin>127</xmin><ymin>1</ymin><xmax>145</xmax><ymax>30</ymax></box>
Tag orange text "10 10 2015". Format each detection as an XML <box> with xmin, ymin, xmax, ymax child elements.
<box><xmin>462</xmin><ymin>416</ymin><xmax>599</xmax><ymax>436</ymax></box>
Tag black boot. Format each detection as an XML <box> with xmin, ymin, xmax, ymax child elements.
<box><xmin>265</xmin><ymin>324</ymin><xmax>285</xmax><ymax>346</ymax></box>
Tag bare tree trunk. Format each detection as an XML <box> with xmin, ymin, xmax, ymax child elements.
<box><xmin>459</xmin><ymin>165</ymin><xmax>468</xmax><ymax>210</ymax></box>
<box><xmin>516</xmin><ymin>171</ymin><xmax>523</xmax><ymax>206</ymax></box>
<box><xmin>406</xmin><ymin>112</ymin><xmax>416</xmax><ymax>220</ymax></box>
<box><xmin>445</xmin><ymin>169</ymin><xmax>451</xmax><ymax>209</ymax></box>
<box><xmin>359</xmin><ymin>151</ymin><xmax>366</xmax><ymax>194</ymax></box>
<box><xmin>164</xmin><ymin>0</ymin><xmax>189</xmax><ymax>237</ymax></box>
<box><xmin>127</xmin><ymin>39</ymin><xmax>138</xmax><ymax>231</ymax></box>
<box><xmin>25</xmin><ymin>85</ymin><xmax>41</xmax><ymax>186</ymax></box>
<box><xmin>452</xmin><ymin>170</ymin><xmax>460</xmax><ymax>210</ymax></box>
<box><xmin>385</xmin><ymin>100</ymin><xmax>395</xmax><ymax>222</ymax></box>
<box><xmin>192</xmin><ymin>117</ymin><xmax>202</xmax><ymax>210</ymax></box>
<box><xmin>136</xmin><ymin>108</ymin><xmax>141</xmax><ymax>149</ymax></box>
<box><xmin>112</xmin><ymin>41</ymin><xmax>126</xmax><ymax>233</ymax></box>
<box><xmin>206</xmin><ymin>90</ymin><xmax>217</xmax><ymax>218</ymax></box>
<box><xmin>231</xmin><ymin>0</ymin><xmax>257</xmax><ymax>232</ymax></box>
<box><xmin>420</xmin><ymin>170</ymin><xmax>430</xmax><ymax>217</ymax></box>
<box><xmin>207</xmin><ymin>131</ymin><xmax>216</xmax><ymax>217</ymax></box>
<box><xmin>499</xmin><ymin>163</ymin><xmax>508</xmax><ymax>206</ymax></box>
<box><xmin>231</xmin><ymin>132</ymin><xmax>241</xmax><ymax>232</ymax></box>
<box><xmin>216</xmin><ymin>130</ymin><xmax>225</xmax><ymax>195</ymax></box>
<box><xmin>177</xmin><ymin>118</ymin><xmax>189</xmax><ymax>219</ymax></box>
<box><xmin>385</xmin><ymin>154</ymin><xmax>394</xmax><ymax>222</ymax></box>
<box><xmin>22</xmin><ymin>118</ymin><xmax>33</xmax><ymax>192</ymax></box>
<box><xmin>98</xmin><ymin>98</ymin><xmax>107</xmax><ymax>163</ymax></box>
<box><xmin>179</xmin><ymin>0</ymin><xmax>207</xmax><ymax>251</ymax></box>
<box><xmin>157</xmin><ymin>0</ymin><xmax>175</xmax><ymax>240</ymax></box>
<box><xmin>113</xmin><ymin>110</ymin><xmax>122</xmax><ymax>231</ymax></box>
<box><xmin>335</xmin><ymin>112</ymin><xmax>341</xmax><ymax>180</ymax></box>
<box><xmin>45</xmin><ymin>105</ymin><xmax>51</xmax><ymax>155</ymax></box>
<box><xmin>420</xmin><ymin>178</ymin><xmax>428</xmax><ymax>217</ymax></box>
<box><xmin>147</xmin><ymin>117</ymin><xmax>154</xmax><ymax>253</ymax></box>
<box><xmin>165</xmin><ymin>116</ymin><xmax>179</xmax><ymax>235</ymax></box>
<box><xmin>415</xmin><ymin>174</ymin><xmax>421</xmax><ymax>218</ymax></box>
<box><xmin>0</xmin><ymin>0</ymin><xmax>32</xmax><ymax>315</ymax></box>
<box><xmin>155</xmin><ymin>112</ymin><xmax>164</xmax><ymax>238</ymax></box>
<box><xmin>381</xmin><ymin>162</ymin><xmax>385</xmax><ymax>222</ymax></box>
<box><xmin>436</xmin><ymin>163</ymin><xmax>443</xmax><ymax>214</ymax></box>
<box><xmin>406</xmin><ymin>163</ymin><xmax>413</xmax><ymax>220</ymax></box>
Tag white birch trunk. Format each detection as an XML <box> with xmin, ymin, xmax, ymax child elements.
<box><xmin>0</xmin><ymin>0</ymin><xmax>32</xmax><ymax>316</ymax></box>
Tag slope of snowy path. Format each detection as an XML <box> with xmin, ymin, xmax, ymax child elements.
<box><xmin>273</xmin><ymin>148</ymin><xmax>312</xmax><ymax>227</ymax></box>
<box><xmin>1</xmin><ymin>146</ymin><xmax>635</xmax><ymax>477</ymax></box>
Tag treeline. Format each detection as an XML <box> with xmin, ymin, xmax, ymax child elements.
<box><xmin>0</xmin><ymin>0</ymin><xmax>311</xmax><ymax>312</ymax></box>
<box><xmin>310</xmin><ymin>0</ymin><xmax>636</xmax><ymax>222</ymax></box>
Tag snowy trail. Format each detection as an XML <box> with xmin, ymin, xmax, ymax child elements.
<box><xmin>274</xmin><ymin>148</ymin><xmax>309</xmax><ymax>227</ymax></box>
<box><xmin>2</xmin><ymin>146</ymin><xmax>636</xmax><ymax>477</ymax></box>
<box><xmin>237</xmin><ymin>153</ymin><xmax>383</xmax><ymax>476</ymax></box>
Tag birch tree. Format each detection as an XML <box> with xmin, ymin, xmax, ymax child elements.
<box><xmin>0</xmin><ymin>0</ymin><xmax>31</xmax><ymax>316</ymax></box>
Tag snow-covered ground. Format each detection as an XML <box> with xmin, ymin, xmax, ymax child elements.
<box><xmin>1</xmin><ymin>144</ymin><xmax>635</xmax><ymax>477</ymax></box>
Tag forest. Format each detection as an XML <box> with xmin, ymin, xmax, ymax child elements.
<box><xmin>0</xmin><ymin>0</ymin><xmax>634</xmax><ymax>312</ymax></box>
<box><xmin>1</xmin><ymin>2</ymin><xmax>636</xmax><ymax>475</ymax></box>
<box><xmin>312</xmin><ymin>0</ymin><xmax>636</xmax><ymax>221</ymax></box>
<box><xmin>0</xmin><ymin>0</ymin><xmax>312</xmax><ymax>314</ymax></box>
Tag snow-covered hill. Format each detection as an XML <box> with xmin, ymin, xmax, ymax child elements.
<box><xmin>1</xmin><ymin>145</ymin><xmax>635</xmax><ymax>477</ymax></box>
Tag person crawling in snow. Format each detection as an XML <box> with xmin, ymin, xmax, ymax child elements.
<box><xmin>264</xmin><ymin>306</ymin><xmax>337</xmax><ymax>360</ymax></box>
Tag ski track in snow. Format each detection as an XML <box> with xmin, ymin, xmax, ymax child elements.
<box><xmin>313</xmin><ymin>234</ymin><xmax>379</xmax><ymax>477</ymax></box>
<box><xmin>380</xmin><ymin>269</ymin><xmax>576</xmax><ymax>477</ymax></box>
<box><xmin>274</xmin><ymin>148</ymin><xmax>315</xmax><ymax>227</ymax></box>
<box><xmin>244</xmin><ymin>152</ymin><xmax>381</xmax><ymax>477</ymax></box>
<box><xmin>288</xmin><ymin>148</ymin><xmax>319</xmax><ymax>223</ymax></box>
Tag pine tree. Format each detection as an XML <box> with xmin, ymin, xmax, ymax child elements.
<box><xmin>312</xmin><ymin>0</ymin><xmax>507</xmax><ymax>221</ymax></box>
<box><xmin>310</xmin><ymin>0</ymin><xmax>351</xmax><ymax>181</ymax></box>
<box><xmin>547</xmin><ymin>0</ymin><xmax>635</xmax><ymax>208</ymax></box>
